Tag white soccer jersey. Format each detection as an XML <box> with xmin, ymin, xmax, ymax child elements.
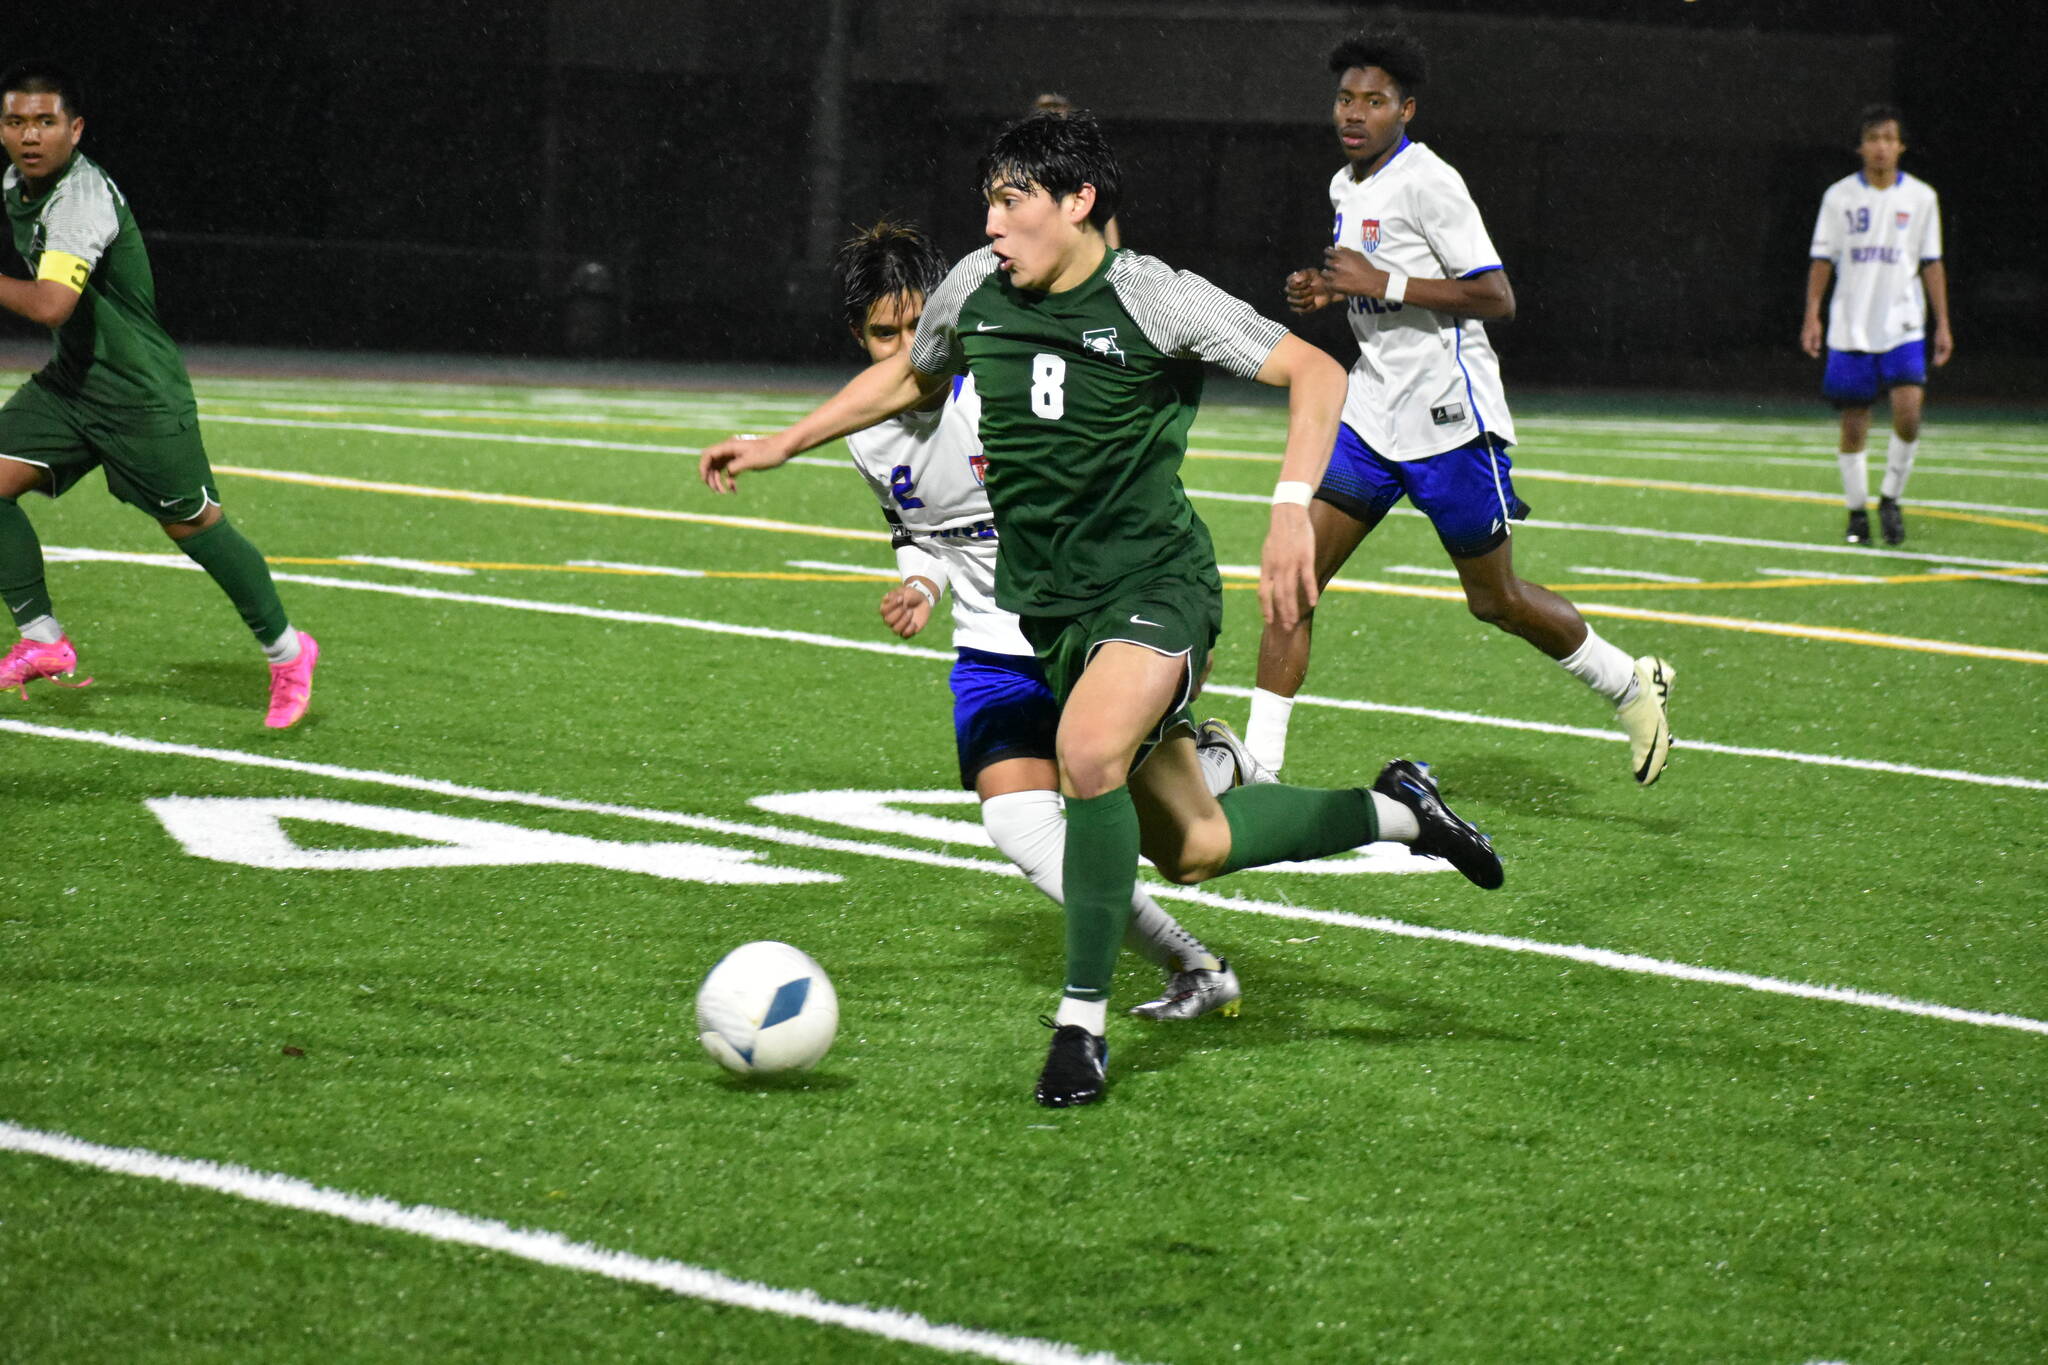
<box><xmin>842</xmin><ymin>374</ymin><xmax>1032</xmax><ymax>657</ymax></box>
<box><xmin>1810</xmin><ymin>171</ymin><xmax>1943</xmax><ymax>353</ymax></box>
<box><xmin>1327</xmin><ymin>139</ymin><xmax>1516</xmax><ymax>461</ymax></box>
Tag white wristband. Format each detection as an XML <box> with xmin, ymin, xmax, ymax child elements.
<box><xmin>1381</xmin><ymin>271</ymin><xmax>1408</xmax><ymax>305</ymax></box>
<box><xmin>906</xmin><ymin>577</ymin><xmax>939</xmax><ymax>607</ymax></box>
<box><xmin>1272</xmin><ymin>481</ymin><xmax>1314</xmax><ymax>507</ymax></box>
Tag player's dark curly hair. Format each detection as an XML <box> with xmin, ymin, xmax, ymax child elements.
<box><xmin>978</xmin><ymin>111</ymin><xmax>1122</xmax><ymax>231</ymax></box>
<box><xmin>1857</xmin><ymin>103</ymin><xmax>1905</xmax><ymax>142</ymax></box>
<box><xmin>836</xmin><ymin>220</ymin><xmax>948</xmax><ymax>329</ymax></box>
<box><xmin>1327</xmin><ymin>28</ymin><xmax>1428</xmax><ymax>101</ymax></box>
<box><xmin>0</xmin><ymin>60</ymin><xmax>84</xmax><ymax>117</ymax></box>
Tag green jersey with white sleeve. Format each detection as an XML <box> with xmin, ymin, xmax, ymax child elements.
<box><xmin>910</xmin><ymin>245</ymin><xmax>1288</xmax><ymax>618</ymax></box>
<box><xmin>3</xmin><ymin>152</ymin><xmax>196</xmax><ymax>432</ymax></box>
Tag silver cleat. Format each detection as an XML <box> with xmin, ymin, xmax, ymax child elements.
<box><xmin>1128</xmin><ymin>959</ymin><xmax>1242</xmax><ymax>1020</ymax></box>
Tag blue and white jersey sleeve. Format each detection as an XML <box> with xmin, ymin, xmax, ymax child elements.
<box><xmin>1810</xmin><ymin>182</ymin><xmax>1847</xmax><ymax>263</ymax></box>
<box><xmin>1416</xmin><ymin>164</ymin><xmax>1503</xmax><ymax>281</ymax></box>
<box><xmin>842</xmin><ymin>375</ymin><xmax>1032</xmax><ymax>657</ymax></box>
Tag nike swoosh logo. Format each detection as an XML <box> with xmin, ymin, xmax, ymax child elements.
<box><xmin>1130</xmin><ymin>614</ymin><xmax>1161</xmax><ymax>627</ymax></box>
<box><xmin>7</xmin><ymin>598</ymin><xmax>33</xmax><ymax>614</ymax></box>
<box><xmin>159</xmin><ymin>497</ymin><xmax>184</xmax><ymax>507</ymax></box>
<box><xmin>976</xmin><ymin>321</ymin><xmax>1004</xmax><ymax>332</ymax></box>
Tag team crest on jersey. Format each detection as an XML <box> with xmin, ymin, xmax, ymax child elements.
<box><xmin>1081</xmin><ymin>327</ymin><xmax>1126</xmax><ymax>366</ymax></box>
<box><xmin>1895</xmin><ymin>211</ymin><xmax>1911</xmax><ymax>229</ymax></box>
<box><xmin>969</xmin><ymin>454</ymin><xmax>989</xmax><ymax>485</ymax></box>
<box><xmin>1360</xmin><ymin>219</ymin><xmax>1381</xmax><ymax>253</ymax></box>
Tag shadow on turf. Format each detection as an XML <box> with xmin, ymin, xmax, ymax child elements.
<box><xmin>703</xmin><ymin>1068</ymin><xmax>856</xmax><ymax>1095</ymax></box>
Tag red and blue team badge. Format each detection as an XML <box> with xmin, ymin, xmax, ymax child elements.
<box><xmin>969</xmin><ymin>454</ymin><xmax>989</xmax><ymax>486</ymax></box>
<box><xmin>1895</xmin><ymin>211</ymin><xmax>1911</xmax><ymax>229</ymax></box>
<box><xmin>1360</xmin><ymin>219</ymin><xmax>1382</xmax><ymax>253</ymax></box>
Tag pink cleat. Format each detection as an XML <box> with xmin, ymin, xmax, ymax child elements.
<box><xmin>264</xmin><ymin>631</ymin><xmax>320</xmax><ymax>729</ymax></box>
<box><xmin>0</xmin><ymin>635</ymin><xmax>92</xmax><ymax>699</ymax></box>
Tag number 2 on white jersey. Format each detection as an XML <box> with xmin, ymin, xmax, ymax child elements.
<box><xmin>1029</xmin><ymin>354</ymin><xmax>1065</xmax><ymax>420</ymax></box>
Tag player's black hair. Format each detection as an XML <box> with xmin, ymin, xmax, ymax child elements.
<box><xmin>978</xmin><ymin>111</ymin><xmax>1122</xmax><ymax>230</ymax></box>
<box><xmin>0</xmin><ymin>61</ymin><xmax>84</xmax><ymax>118</ymax></box>
<box><xmin>836</xmin><ymin>220</ymin><xmax>948</xmax><ymax>330</ymax></box>
<box><xmin>1857</xmin><ymin>103</ymin><xmax>1905</xmax><ymax>142</ymax></box>
<box><xmin>1326</xmin><ymin>28</ymin><xmax>1428</xmax><ymax>101</ymax></box>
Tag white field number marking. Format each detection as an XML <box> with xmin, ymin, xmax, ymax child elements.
<box><xmin>145</xmin><ymin>797</ymin><xmax>838</xmax><ymax>885</ymax></box>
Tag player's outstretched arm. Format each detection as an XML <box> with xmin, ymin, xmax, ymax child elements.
<box><xmin>1801</xmin><ymin>260</ymin><xmax>1833</xmax><ymax>358</ymax></box>
<box><xmin>1318</xmin><ymin>246</ymin><xmax>1515</xmax><ymax>321</ymax></box>
<box><xmin>1253</xmin><ymin>334</ymin><xmax>1346</xmax><ymax>630</ymax></box>
<box><xmin>699</xmin><ymin>354</ymin><xmax>945</xmax><ymax>493</ymax></box>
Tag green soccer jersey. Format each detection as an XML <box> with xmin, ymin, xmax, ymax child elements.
<box><xmin>5</xmin><ymin>152</ymin><xmax>196</xmax><ymax>431</ymax></box>
<box><xmin>910</xmin><ymin>246</ymin><xmax>1289</xmax><ymax>617</ymax></box>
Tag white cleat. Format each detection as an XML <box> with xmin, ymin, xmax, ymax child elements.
<box><xmin>1128</xmin><ymin>959</ymin><xmax>1242</xmax><ymax>1021</ymax></box>
<box><xmin>1617</xmin><ymin>656</ymin><xmax>1675</xmax><ymax>786</ymax></box>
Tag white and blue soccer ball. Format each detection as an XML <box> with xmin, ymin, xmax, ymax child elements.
<box><xmin>695</xmin><ymin>940</ymin><xmax>839</xmax><ymax>1074</ymax></box>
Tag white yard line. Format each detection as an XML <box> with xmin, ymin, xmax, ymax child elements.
<box><xmin>6</xmin><ymin>718</ymin><xmax>2044</xmax><ymax>1036</ymax></box>
<box><xmin>0</xmin><ymin>1122</ymin><xmax>1147</xmax><ymax>1365</ymax></box>
<box><xmin>44</xmin><ymin>545</ymin><xmax>2048</xmax><ymax>774</ymax></box>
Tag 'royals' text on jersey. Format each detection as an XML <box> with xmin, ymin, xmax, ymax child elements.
<box><xmin>843</xmin><ymin>375</ymin><xmax>1031</xmax><ymax>656</ymax></box>
<box><xmin>3</xmin><ymin>152</ymin><xmax>196</xmax><ymax>431</ymax></box>
<box><xmin>1328</xmin><ymin>138</ymin><xmax>1515</xmax><ymax>460</ymax></box>
<box><xmin>1809</xmin><ymin>171</ymin><xmax>1943</xmax><ymax>354</ymax></box>
<box><xmin>911</xmin><ymin>246</ymin><xmax>1287</xmax><ymax>617</ymax></box>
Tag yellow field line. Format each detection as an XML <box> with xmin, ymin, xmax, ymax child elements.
<box><xmin>219</xmin><ymin>464</ymin><xmax>2047</xmax><ymax>666</ymax></box>
<box><xmin>1214</xmin><ymin>573</ymin><xmax>2048</xmax><ymax>665</ymax></box>
<box><xmin>1182</xmin><ymin>448</ymin><xmax>2048</xmax><ymax>539</ymax></box>
<box><xmin>1543</xmin><ymin>565</ymin><xmax>2048</xmax><ymax>593</ymax></box>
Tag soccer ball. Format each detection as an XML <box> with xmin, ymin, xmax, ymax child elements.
<box><xmin>695</xmin><ymin>940</ymin><xmax>839</xmax><ymax>1074</ymax></box>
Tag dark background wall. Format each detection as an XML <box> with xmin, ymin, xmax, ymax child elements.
<box><xmin>6</xmin><ymin>1</ymin><xmax>2043</xmax><ymax>398</ymax></box>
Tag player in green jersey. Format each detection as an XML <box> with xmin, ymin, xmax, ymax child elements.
<box><xmin>0</xmin><ymin>62</ymin><xmax>318</xmax><ymax>727</ymax></box>
<box><xmin>702</xmin><ymin>113</ymin><xmax>1502</xmax><ymax>1106</ymax></box>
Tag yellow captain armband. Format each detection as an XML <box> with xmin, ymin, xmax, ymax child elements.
<box><xmin>36</xmin><ymin>251</ymin><xmax>90</xmax><ymax>294</ymax></box>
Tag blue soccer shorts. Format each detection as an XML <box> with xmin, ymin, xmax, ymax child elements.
<box><xmin>1823</xmin><ymin>340</ymin><xmax>1928</xmax><ymax>407</ymax></box>
<box><xmin>1315</xmin><ymin>424</ymin><xmax>1531</xmax><ymax>558</ymax></box>
<box><xmin>950</xmin><ymin>647</ymin><xmax>1059</xmax><ymax>789</ymax></box>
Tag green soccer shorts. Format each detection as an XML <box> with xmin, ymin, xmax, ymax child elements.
<box><xmin>1019</xmin><ymin>561</ymin><xmax>1224</xmax><ymax>769</ymax></box>
<box><xmin>0</xmin><ymin>379</ymin><xmax>218</xmax><ymax>522</ymax></box>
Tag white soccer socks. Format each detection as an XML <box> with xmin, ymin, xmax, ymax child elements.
<box><xmin>1558</xmin><ymin>626</ymin><xmax>1637</xmax><ymax>704</ymax></box>
<box><xmin>1881</xmin><ymin>435</ymin><xmax>1919</xmax><ymax>502</ymax></box>
<box><xmin>1246</xmin><ymin>687</ymin><xmax>1297</xmax><ymax>774</ymax></box>
<box><xmin>1838</xmin><ymin>448</ymin><xmax>1870</xmax><ymax>509</ymax></box>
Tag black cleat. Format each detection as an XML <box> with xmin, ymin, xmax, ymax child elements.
<box><xmin>1372</xmin><ymin>760</ymin><xmax>1504</xmax><ymax>890</ymax></box>
<box><xmin>1035</xmin><ymin>1017</ymin><xmax>1108</xmax><ymax>1107</ymax></box>
<box><xmin>1878</xmin><ymin>496</ymin><xmax>1906</xmax><ymax>546</ymax></box>
<box><xmin>1845</xmin><ymin>508</ymin><xmax>1872</xmax><ymax>545</ymax></box>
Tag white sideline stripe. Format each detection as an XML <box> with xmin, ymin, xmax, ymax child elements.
<box><xmin>40</xmin><ymin>546</ymin><xmax>2048</xmax><ymax>789</ymax></box>
<box><xmin>206</xmin><ymin>412</ymin><xmax>706</xmax><ymax>457</ymax></box>
<box><xmin>0</xmin><ymin>1123</ymin><xmax>1145</xmax><ymax>1365</ymax></box>
<box><xmin>1206</xmin><ymin>561</ymin><xmax>2048</xmax><ymax>667</ymax></box>
<box><xmin>1758</xmin><ymin>567</ymin><xmax>1885</xmax><ymax>583</ymax></box>
<box><xmin>1567</xmin><ymin>565</ymin><xmax>1704</xmax><ymax>583</ymax></box>
<box><xmin>337</xmin><ymin>555</ymin><xmax>476</xmax><ymax>577</ymax></box>
<box><xmin>566</xmin><ymin>559</ymin><xmax>706</xmax><ymax>578</ymax></box>
<box><xmin>1194</xmin><ymin>683</ymin><xmax>2048</xmax><ymax>793</ymax></box>
<box><xmin>201</xmin><ymin>412</ymin><xmax>2048</xmax><ymax>518</ymax></box>
<box><xmin>6</xmin><ymin>718</ymin><xmax>2044</xmax><ymax>1037</ymax></box>
<box><xmin>1149</xmin><ymin>885</ymin><xmax>2048</xmax><ymax>1038</ymax></box>
<box><xmin>201</xmin><ymin>459</ymin><xmax>2048</xmax><ymax>573</ymax></box>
